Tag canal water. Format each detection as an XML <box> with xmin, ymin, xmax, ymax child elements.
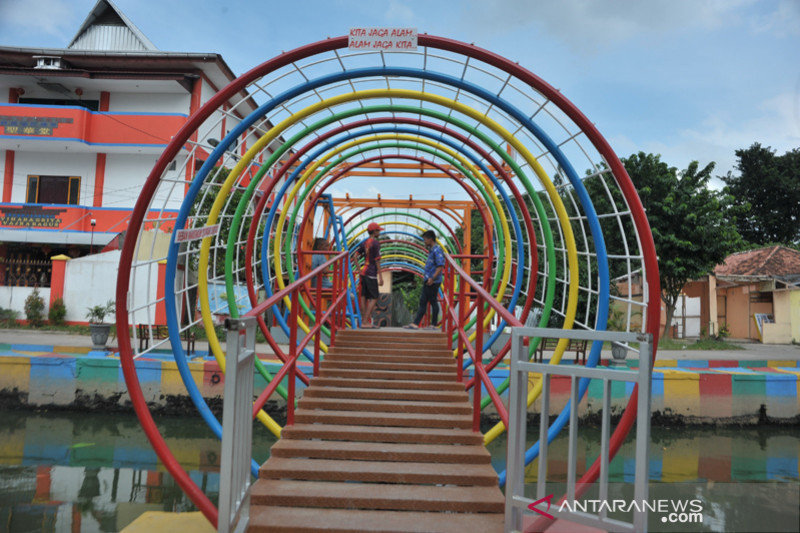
<box><xmin>0</xmin><ymin>409</ymin><xmax>797</xmax><ymax>532</ymax></box>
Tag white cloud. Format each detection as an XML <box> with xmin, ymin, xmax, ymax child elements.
<box><xmin>623</xmin><ymin>90</ymin><xmax>800</xmax><ymax>181</ymax></box>
<box><xmin>749</xmin><ymin>0</ymin><xmax>800</xmax><ymax>37</ymax></box>
<box><xmin>460</xmin><ymin>0</ymin><xmax>759</xmax><ymax>53</ymax></box>
<box><xmin>328</xmin><ymin>187</ymin><xmax>353</xmax><ymax>198</ymax></box>
<box><xmin>384</xmin><ymin>0</ymin><xmax>415</xmax><ymax>24</ymax></box>
<box><xmin>0</xmin><ymin>0</ymin><xmax>78</xmax><ymax>39</ymax></box>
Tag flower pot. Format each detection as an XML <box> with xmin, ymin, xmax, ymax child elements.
<box><xmin>610</xmin><ymin>342</ymin><xmax>628</xmax><ymax>367</ymax></box>
<box><xmin>90</xmin><ymin>323</ymin><xmax>111</xmax><ymax>350</ymax></box>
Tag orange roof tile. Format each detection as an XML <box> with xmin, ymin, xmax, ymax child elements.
<box><xmin>715</xmin><ymin>246</ymin><xmax>800</xmax><ymax>277</ymax></box>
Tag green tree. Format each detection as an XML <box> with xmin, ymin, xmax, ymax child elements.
<box><xmin>721</xmin><ymin>143</ymin><xmax>800</xmax><ymax>245</ymax></box>
<box><xmin>453</xmin><ymin>209</ymin><xmax>487</xmax><ymax>275</ymax></box>
<box><xmin>188</xmin><ymin>166</ymin><xmax>257</xmax><ymax>279</ymax></box>
<box><xmin>623</xmin><ymin>153</ymin><xmax>742</xmax><ymax>338</ymax></box>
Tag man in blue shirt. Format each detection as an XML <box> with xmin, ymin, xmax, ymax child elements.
<box><xmin>405</xmin><ymin>229</ymin><xmax>445</xmax><ymax>329</ymax></box>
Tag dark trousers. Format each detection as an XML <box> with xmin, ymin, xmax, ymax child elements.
<box><xmin>413</xmin><ymin>282</ymin><xmax>441</xmax><ymax>326</ymax></box>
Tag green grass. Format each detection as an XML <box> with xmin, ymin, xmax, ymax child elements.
<box><xmin>657</xmin><ymin>337</ymin><xmax>743</xmax><ymax>351</ymax></box>
<box><xmin>0</xmin><ymin>322</ymin><xmax>93</xmax><ymax>335</ymax></box>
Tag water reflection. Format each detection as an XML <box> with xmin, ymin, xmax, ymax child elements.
<box><xmin>486</xmin><ymin>425</ymin><xmax>800</xmax><ymax>483</ymax></box>
<box><xmin>0</xmin><ymin>410</ymin><xmax>277</xmax><ymax>532</ymax></box>
<box><xmin>486</xmin><ymin>425</ymin><xmax>799</xmax><ymax>533</ymax></box>
<box><xmin>1</xmin><ymin>410</ymin><xmax>797</xmax><ymax>532</ymax></box>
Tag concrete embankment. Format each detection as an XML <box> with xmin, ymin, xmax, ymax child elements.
<box><xmin>0</xmin><ymin>330</ymin><xmax>798</xmax><ymax>424</ymax></box>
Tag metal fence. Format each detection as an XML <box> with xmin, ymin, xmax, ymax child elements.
<box><xmin>218</xmin><ymin>317</ymin><xmax>256</xmax><ymax>533</ymax></box>
<box><xmin>505</xmin><ymin>327</ymin><xmax>653</xmax><ymax>533</ymax></box>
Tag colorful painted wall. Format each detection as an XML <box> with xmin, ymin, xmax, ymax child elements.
<box><xmin>0</xmin><ymin>346</ymin><xmax>306</xmax><ymax>414</ymax></box>
<box><xmin>3</xmin><ymin>345</ymin><xmax>797</xmax><ymax>423</ymax></box>
<box><xmin>484</xmin><ymin>359</ymin><xmax>800</xmax><ymax>422</ymax></box>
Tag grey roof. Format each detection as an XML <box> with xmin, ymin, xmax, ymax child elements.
<box><xmin>68</xmin><ymin>0</ymin><xmax>157</xmax><ymax>51</ymax></box>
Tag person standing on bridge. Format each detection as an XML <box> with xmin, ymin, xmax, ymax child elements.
<box><xmin>405</xmin><ymin>229</ymin><xmax>445</xmax><ymax>330</ymax></box>
<box><xmin>310</xmin><ymin>238</ymin><xmax>333</xmax><ymax>289</ymax></box>
<box><xmin>358</xmin><ymin>222</ymin><xmax>383</xmax><ymax>328</ymax></box>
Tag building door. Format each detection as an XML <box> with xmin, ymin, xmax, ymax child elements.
<box><xmin>717</xmin><ymin>295</ymin><xmax>727</xmax><ymax>335</ymax></box>
<box><xmin>674</xmin><ymin>294</ymin><xmax>702</xmax><ymax>338</ymax></box>
<box><xmin>684</xmin><ymin>295</ymin><xmax>702</xmax><ymax>337</ymax></box>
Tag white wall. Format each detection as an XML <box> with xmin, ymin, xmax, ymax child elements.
<box><xmin>10</xmin><ymin>151</ymin><xmax>96</xmax><ymax>204</ymax></box>
<box><xmin>59</xmin><ymin>249</ymin><xmax>160</xmax><ymax>325</ymax></box>
<box><xmin>103</xmin><ymin>154</ymin><xmax>156</xmax><ymax>209</ymax></box>
<box><xmin>196</xmin><ymin>79</ymin><xmax>223</xmax><ymax>146</ymax></box>
<box><xmin>62</xmin><ymin>251</ymin><xmax>120</xmax><ymax>322</ymax></box>
<box><xmin>0</xmin><ymin>285</ymin><xmax>51</xmax><ymax>317</ymax></box>
<box><xmin>8</xmin><ymin>150</ymin><xmax>180</xmax><ymax>211</ymax></box>
<box><xmin>108</xmin><ymin>92</ymin><xmax>190</xmax><ymax>114</ymax></box>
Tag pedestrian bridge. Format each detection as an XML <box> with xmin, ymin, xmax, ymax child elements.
<box><xmin>116</xmin><ymin>33</ymin><xmax>660</xmax><ymax>532</ymax></box>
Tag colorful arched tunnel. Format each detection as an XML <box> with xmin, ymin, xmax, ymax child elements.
<box><xmin>115</xmin><ymin>34</ymin><xmax>660</xmax><ymax>526</ymax></box>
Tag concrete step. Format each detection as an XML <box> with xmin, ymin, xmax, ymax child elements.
<box><xmin>250</xmin><ymin>479</ymin><xmax>504</xmax><ymax>512</ymax></box>
<box><xmin>317</xmin><ymin>367</ymin><xmax>457</xmax><ymax>382</ymax></box>
<box><xmin>336</xmin><ymin>333</ymin><xmax>447</xmax><ymax>348</ymax></box>
<box><xmin>269</xmin><ymin>439</ymin><xmax>491</xmax><ymax>464</ymax></box>
<box><xmin>249</xmin><ymin>506</ymin><xmax>503</xmax><ymax>533</ymax></box>
<box><xmin>297</xmin><ymin>396</ymin><xmax>472</xmax><ymax>415</ymax></box>
<box><xmin>318</xmin><ymin>358</ymin><xmax>457</xmax><ymax>373</ymax></box>
<box><xmin>302</xmin><ymin>385</ymin><xmax>468</xmax><ymax>403</ymax></box>
<box><xmin>280</xmin><ymin>423</ymin><xmax>483</xmax><ymax>445</ymax></box>
<box><xmin>333</xmin><ymin>338</ymin><xmax>449</xmax><ymax>350</ymax></box>
<box><xmin>336</xmin><ymin>328</ymin><xmax>447</xmax><ymax>343</ymax></box>
<box><xmin>259</xmin><ymin>457</ymin><xmax>499</xmax><ymax>486</ymax></box>
<box><xmin>293</xmin><ymin>409</ymin><xmax>473</xmax><ymax>429</ymax></box>
<box><xmin>323</xmin><ymin>351</ymin><xmax>454</xmax><ymax>365</ymax></box>
<box><xmin>328</xmin><ymin>345</ymin><xmax>453</xmax><ymax>357</ymax></box>
<box><xmin>310</xmin><ymin>376</ymin><xmax>465</xmax><ymax>391</ymax></box>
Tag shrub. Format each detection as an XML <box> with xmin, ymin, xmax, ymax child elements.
<box><xmin>0</xmin><ymin>307</ymin><xmax>18</xmax><ymax>328</ymax></box>
<box><xmin>48</xmin><ymin>297</ymin><xmax>67</xmax><ymax>325</ymax></box>
<box><xmin>24</xmin><ymin>288</ymin><xmax>46</xmax><ymax>327</ymax></box>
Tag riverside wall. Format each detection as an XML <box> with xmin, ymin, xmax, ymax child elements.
<box><xmin>1</xmin><ymin>344</ymin><xmax>798</xmax><ymax>424</ymax></box>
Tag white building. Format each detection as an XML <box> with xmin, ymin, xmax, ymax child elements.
<box><xmin>0</xmin><ymin>0</ymin><xmax>262</xmax><ymax>319</ymax></box>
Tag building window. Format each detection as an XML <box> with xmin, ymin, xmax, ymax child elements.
<box><xmin>19</xmin><ymin>97</ymin><xmax>99</xmax><ymax>111</ymax></box>
<box><xmin>26</xmin><ymin>175</ymin><xmax>81</xmax><ymax>205</ymax></box>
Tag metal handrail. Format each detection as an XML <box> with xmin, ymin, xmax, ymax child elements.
<box><xmin>218</xmin><ymin>316</ymin><xmax>257</xmax><ymax>533</ymax></box>
<box><xmin>213</xmin><ymin>252</ymin><xmax>350</xmax><ymax>530</ymax></box>
<box><xmin>505</xmin><ymin>327</ymin><xmax>653</xmax><ymax>533</ymax></box>
<box><xmin>245</xmin><ymin>251</ymin><xmax>349</xmax><ymax>423</ymax></box>
<box><xmin>441</xmin><ymin>253</ymin><xmax>519</xmax><ymax>430</ymax></box>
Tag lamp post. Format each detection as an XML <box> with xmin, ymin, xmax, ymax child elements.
<box><xmin>90</xmin><ymin>219</ymin><xmax>96</xmax><ymax>254</ymax></box>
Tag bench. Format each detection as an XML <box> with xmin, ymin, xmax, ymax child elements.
<box><xmin>137</xmin><ymin>324</ymin><xmax>196</xmax><ymax>356</ymax></box>
<box><xmin>534</xmin><ymin>337</ymin><xmax>588</xmax><ymax>365</ymax></box>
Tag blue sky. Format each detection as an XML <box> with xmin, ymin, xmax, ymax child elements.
<box><xmin>1</xmin><ymin>0</ymin><xmax>798</xmax><ymax>184</ymax></box>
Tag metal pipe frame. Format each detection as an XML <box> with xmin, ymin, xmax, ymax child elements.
<box><xmin>218</xmin><ymin>316</ymin><xmax>256</xmax><ymax>533</ymax></box>
<box><xmin>505</xmin><ymin>326</ymin><xmax>652</xmax><ymax>533</ymax></box>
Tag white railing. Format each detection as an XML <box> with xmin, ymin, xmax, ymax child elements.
<box><xmin>217</xmin><ymin>316</ymin><xmax>256</xmax><ymax>533</ymax></box>
<box><xmin>505</xmin><ymin>327</ymin><xmax>653</xmax><ymax>533</ymax></box>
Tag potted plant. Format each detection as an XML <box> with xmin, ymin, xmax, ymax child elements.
<box><xmin>86</xmin><ymin>300</ymin><xmax>115</xmax><ymax>350</ymax></box>
<box><xmin>607</xmin><ymin>306</ymin><xmax>629</xmax><ymax>366</ymax></box>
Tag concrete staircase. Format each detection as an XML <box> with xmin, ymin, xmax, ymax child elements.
<box><xmin>249</xmin><ymin>328</ymin><xmax>504</xmax><ymax>532</ymax></box>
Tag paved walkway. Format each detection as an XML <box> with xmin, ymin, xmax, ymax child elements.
<box><xmin>0</xmin><ymin>327</ymin><xmax>798</xmax><ymax>361</ymax></box>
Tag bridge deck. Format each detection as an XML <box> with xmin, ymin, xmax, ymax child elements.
<box><xmin>249</xmin><ymin>328</ymin><xmax>504</xmax><ymax>532</ymax></box>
